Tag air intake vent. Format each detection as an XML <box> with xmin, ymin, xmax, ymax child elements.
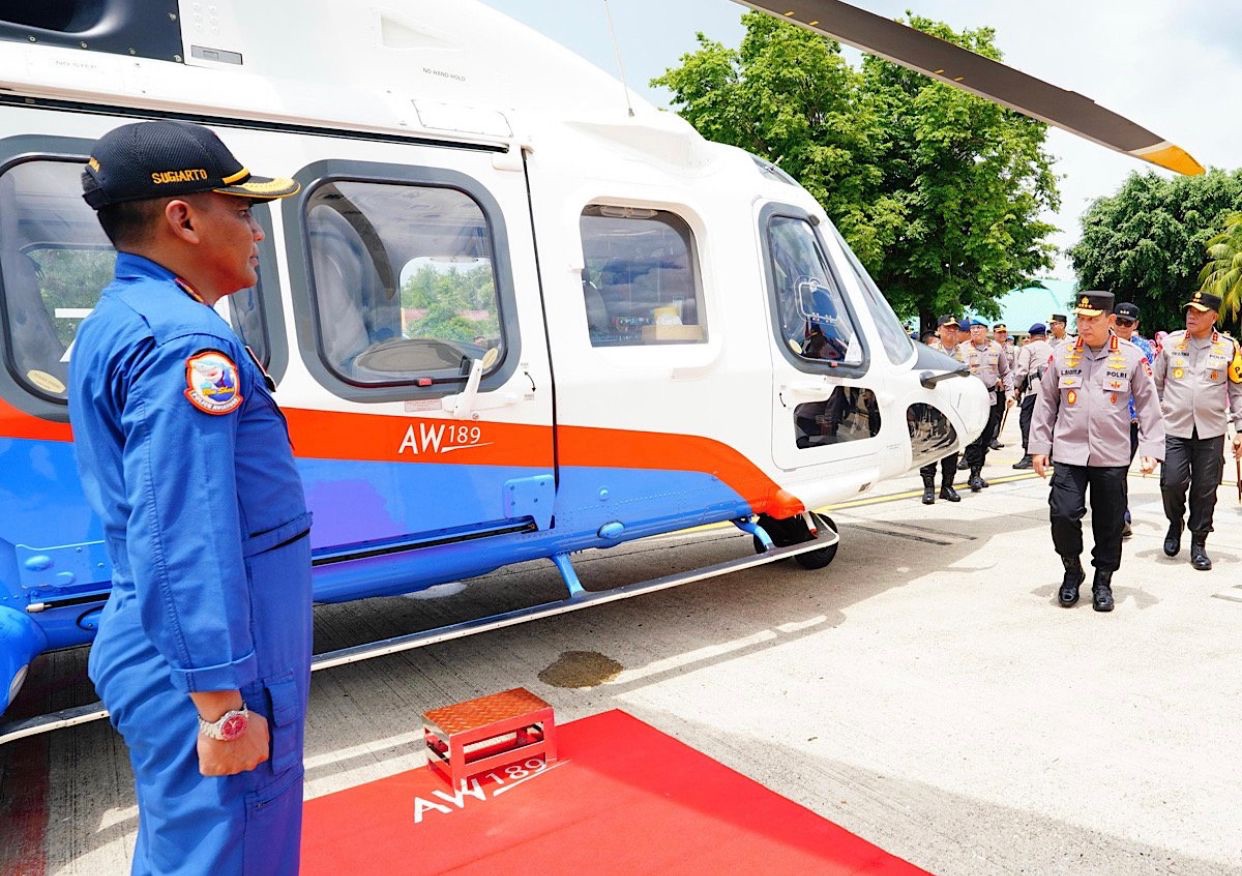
<box><xmin>0</xmin><ymin>0</ymin><xmax>182</xmax><ymax>63</ymax></box>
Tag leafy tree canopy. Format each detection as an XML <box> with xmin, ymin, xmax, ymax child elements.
<box><xmin>1070</xmin><ymin>169</ymin><xmax>1242</xmax><ymax>333</ymax></box>
<box><xmin>652</xmin><ymin>11</ymin><xmax>1059</xmax><ymax>331</ymax></box>
<box><xmin>1198</xmin><ymin>212</ymin><xmax>1242</xmax><ymax>324</ymax></box>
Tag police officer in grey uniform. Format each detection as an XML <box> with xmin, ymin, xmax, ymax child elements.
<box><xmin>920</xmin><ymin>314</ymin><xmax>963</xmax><ymax>504</ymax></box>
<box><xmin>957</xmin><ymin>319</ymin><xmax>1013</xmax><ymax>491</ymax></box>
<box><xmin>1029</xmin><ymin>291</ymin><xmax>1164</xmax><ymax>611</ymax></box>
<box><xmin>990</xmin><ymin>323</ymin><xmax>1016</xmax><ymax>450</ymax></box>
<box><xmin>1152</xmin><ymin>290</ymin><xmax>1242</xmax><ymax>570</ymax></box>
<box><xmin>1048</xmin><ymin>313</ymin><xmax>1071</xmax><ymax>349</ymax></box>
<box><xmin>1012</xmin><ymin>323</ymin><xmax>1054</xmax><ymax>469</ymax></box>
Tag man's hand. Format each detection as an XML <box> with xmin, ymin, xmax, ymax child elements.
<box><xmin>1140</xmin><ymin>455</ymin><xmax>1156</xmax><ymax>475</ymax></box>
<box><xmin>1005</xmin><ymin>396</ymin><xmax>1015</xmax><ymax>409</ymax></box>
<box><xmin>1233</xmin><ymin>434</ymin><xmax>1242</xmax><ymax>460</ymax></box>
<box><xmin>198</xmin><ymin>711</ymin><xmax>270</xmax><ymax>777</ymax></box>
<box><xmin>1032</xmin><ymin>454</ymin><xmax>1050</xmax><ymax>478</ymax></box>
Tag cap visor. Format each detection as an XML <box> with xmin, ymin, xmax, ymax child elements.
<box><xmin>1074</xmin><ymin>307</ymin><xmax>1105</xmax><ymax>317</ymax></box>
<box><xmin>1184</xmin><ymin>302</ymin><xmax>1212</xmax><ymax>312</ymax></box>
<box><xmin>215</xmin><ymin>175</ymin><xmax>300</xmax><ymax>201</ymax></box>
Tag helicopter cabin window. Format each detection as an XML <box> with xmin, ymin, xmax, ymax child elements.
<box><xmin>765</xmin><ymin>216</ymin><xmax>863</xmax><ymax>367</ymax></box>
<box><xmin>305</xmin><ymin>180</ymin><xmax>504</xmax><ymax>386</ymax></box>
<box><xmin>0</xmin><ymin>157</ymin><xmax>274</xmax><ymax>403</ymax></box>
<box><xmin>579</xmin><ymin>205</ymin><xmax>705</xmax><ymax>346</ymax></box>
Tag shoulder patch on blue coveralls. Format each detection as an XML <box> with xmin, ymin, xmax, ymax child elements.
<box><xmin>184</xmin><ymin>350</ymin><xmax>243</xmax><ymax>415</ymax></box>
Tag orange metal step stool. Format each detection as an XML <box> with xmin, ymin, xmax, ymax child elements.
<box><xmin>423</xmin><ymin>687</ymin><xmax>556</xmax><ymax>788</ymax></box>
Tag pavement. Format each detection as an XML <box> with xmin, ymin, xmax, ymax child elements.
<box><xmin>3</xmin><ymin>416</ymin><xmax>1242</xmax><ymax>875</ymax></box>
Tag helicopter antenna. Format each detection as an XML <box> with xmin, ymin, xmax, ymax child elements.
<box><xmin>602</xmin><ymin>0</ymin><xmax>636</xmax><ymax>117</ymax></box>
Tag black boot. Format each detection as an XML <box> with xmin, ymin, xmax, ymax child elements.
<box><xmin>957</xmin><ymin>456</ymin><xmax>970</xmax><ymax>471</ymax></box>
<box><xmin>921</xmin><ymin>473</ymin><xmax>935</xmax><ymax>505</ymax></box>
<box><xmin>1092</xmin><ymin>569</ymin><xmax>1114</xmax><ymax>612</ymax></box>
<box><xmin>989</xmin><ymin>438</ymin><xmax>1003</xmax><ymax>450</ymax></box>
<box><xmin>969</xmin><ymin>466</ymin><xmax>985</xmax><ymax>493</ymax></box>
<box><xmin>939</xmin><ymin>482</ymin><xmax>961</xmax><ymax>502</ymax></box>
<box><xmin>1163</xmin><ymin>520</ymin><xmax>1183</xmax><ymax>558</ymax></box>
<box><xmin>1059</xmin><ymin>556</ymin><xmax>1084</xmax><ymax>607</ymax></box>
<box><xmin>1012</xmin><ymin>455</ymin><xmax>1032</xmax><ymax>470</ymax></box>
<box><xmin>1190</xmin><ymin>534</ymin><xmax>1212</xmax><ymax>571</ymax></box>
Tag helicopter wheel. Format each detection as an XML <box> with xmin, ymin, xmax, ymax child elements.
<box><xmin>752</xmin><ymin>512</ymin><xmax>839</xmax><ymax>569</ymax></box>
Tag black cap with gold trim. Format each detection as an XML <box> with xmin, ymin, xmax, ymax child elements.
<box><xmin>1184</xmin><ymin>290</ymin><xmax>1222</xmax><ymax>313</ymax></box>
<box><xmin>1073</xmin><ymin>290</ymin><xmax>1114</xmax><ymax>318</ymax></box>
<box><xmin>82</xmin><ymin>121</ymin><xmax>299</xmax><ymax>209</ymax></box>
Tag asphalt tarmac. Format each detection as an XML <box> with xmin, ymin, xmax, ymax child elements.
<box><xmin>3</xmin><ymin>419</ymin><xmax>1241</xmax><ymax>875</ymax></box>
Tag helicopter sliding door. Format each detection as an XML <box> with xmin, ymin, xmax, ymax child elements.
<box><xmin>272</xmin><ymin>141</ymin><xmax>555</xmax><ymax>586</ymax></box>
<box><xmin>760</xmin><ymin>204</ymin><xmax>883</xmax><ymax>478</ymax></box>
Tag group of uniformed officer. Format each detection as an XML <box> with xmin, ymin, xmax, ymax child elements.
<box><xmin>921</xmin><ymin>290</ymin><xmax>1242</xmax><ymax>613</ymax></box>
<box><xmin>1027</xmin><ymin>290</ymin><xmax>1242</xmax><ymax>613</ymax></box>
<box><xmin>920</xmin><ymin>315</ymin><xmax>1014</xmax><ymax>503</ymax></box>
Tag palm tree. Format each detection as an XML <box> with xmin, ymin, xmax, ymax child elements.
<box><xmin>1199</xmin><ymin>211</ymin><xmax>1242</xmax><ymax>322</ymax></box>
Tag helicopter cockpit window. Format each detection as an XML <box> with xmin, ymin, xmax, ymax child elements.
<box><xmin>305</xmin><ymin>181</ymin><xmax>504</xmax><ymax>386</ymax></box>
<box><xmin>829</xmin><ymin>225</ymin><xmax>915</xmax><ymax>367</ymax></box>
<box><xmin>766</xmin><ymin>216</ymin><xmax>863</xmax><ymax>366</ymax></box>
<box><xmin>0</xmin><ymin>158</ymin><xmax>274</xmax><ymax>403</ymax></box>
<box><xmin>579</xmin><ymin>205</ymin><xmax>706</xmax><ymax>346</ymax></box>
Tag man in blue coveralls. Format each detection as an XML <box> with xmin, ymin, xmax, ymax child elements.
<box><xmin>69</xmin><ymin>121</ymin><xmax>311</xmax><ymax>874</ymax></box>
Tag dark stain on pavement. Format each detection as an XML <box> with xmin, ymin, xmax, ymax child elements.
<box><xmin>538</xmin><ymin>651</ymin><xmax>624</xmax><ymax>689</ymax></box>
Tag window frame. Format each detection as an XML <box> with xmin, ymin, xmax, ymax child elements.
<box><xmin>758</xmin><ymin>202</ymin><xmax>870</xmax><ymax>379</ymax></box>
<box><xmin>0</xmin><ymin>134</ymin><xmax>285</xmax><ymax>420</ymax></box>
<box><xmin>284</xmin><ymin>159</ymin><xmax>521</xmax><ymax>403</ymax></box>
<box><xmin>578</xmin><ymin>203</ymin><xmax>708</xmax><ymax>348</ymax></box>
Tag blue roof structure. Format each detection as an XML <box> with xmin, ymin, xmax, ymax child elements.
<box><xmin>967</xmin><ymin>278</ymin><xmax>1078</xmax><ymax>334</ymax></box>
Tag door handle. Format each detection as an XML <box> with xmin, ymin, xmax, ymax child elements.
<box><xmin>440</xmin><ymin>359</ymin><xmax>530</xmax><ymax>418</ymax></box>
<box><xmin>781</xmin><ymin>378</ymin><xmax>833</xmax><ymax>402</ymax></box>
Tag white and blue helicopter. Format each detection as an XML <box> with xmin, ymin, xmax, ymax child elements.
<box><xmin>0</xmin><ymin>0</ymin><xmax>1199</xmax><ymax>739</ymax></box>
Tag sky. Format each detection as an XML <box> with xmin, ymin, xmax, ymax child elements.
<box><xmin>481</xmin><ymin>0</ymin><xmax>1242</xmax><ymax>281</ymax></box>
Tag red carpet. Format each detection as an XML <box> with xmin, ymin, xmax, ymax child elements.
<box><xmin>300</xmin><ymin>710</ymin><xmax>924</xmax><ymax>874</ymax></box>
<box><xmin>301</xmin><ymin>709</ymin><xmax>925</xmax><ymax>875</ymax></box>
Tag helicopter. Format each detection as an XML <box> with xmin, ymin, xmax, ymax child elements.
<box><xmin>0</xmin><ymin>0</ymin><xmax>1199</xmax><ymax>739</ymax></box>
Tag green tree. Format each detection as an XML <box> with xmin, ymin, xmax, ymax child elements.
<box><xmin>400</xmin><ymin>263</ymin><xmax>500</xmax><ymax>345</ymax></box>
<box><xmin>1198</xmin><ymin>211</ymin><xmax>1242</xmax><ymax>323</ymax></box>
<box><xmin>653</xmin><ymin>12</ymin><xmax>1059</xmax><ymax>331</ymax></box>
<box><xmin>1070</xmin><ymin>170</ymin><xmax>1242</xmax><ymax>333</ymax></box>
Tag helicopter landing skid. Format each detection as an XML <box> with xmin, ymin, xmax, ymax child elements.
<box><xmin>0</xmin><ymin>521</ymin><xmax>839</xmax><ymax>745</ymax></box>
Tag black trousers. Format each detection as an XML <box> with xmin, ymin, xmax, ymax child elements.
<box><xmin>920</xmin><ymin>453</ymin><xmax>959</xmax><ymax>485</ymax></box>
<box><xmin>1018</xmin><ymin>394</ymin><xmax>1036</xmax><ymax>454</ymax></box>
<box><xmin>1161</xmin><ymin>433</ymin><xmax>1224</xmax><ymax>535</ymax></box>
<box><xmin>965</xmin><ymin>391</ymin><xmax>1004</xmax><ymax>467</ymax></box>
<box><xmin>1049</xmin><ymin>463</ymin><xmax>1128</xmax><ymax>572</ymax></box>
<box><xmin>1123</xmin><ymin>420</ymin><xmax>1139</xmax><ymax>521</ymax></box>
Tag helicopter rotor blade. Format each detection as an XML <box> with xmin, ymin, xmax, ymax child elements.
<box><xmin>737</xmin><ymin>0</ymin><xmax>1203</xmax><ymax>175</ymax></box>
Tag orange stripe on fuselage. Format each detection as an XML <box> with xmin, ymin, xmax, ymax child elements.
<box><xmin>0</xmin><ymin>397</ymin><xmax>72</xmax><ymax>441</ymax></box>
<box><xmin>0</xmin><ymin>402</ymin><xmax>803</xmax><ymax>518</ymax></box>
<box><xmin>279</xmin><ymin>406</ymin><xmax>554</xmax><ymax>467</ymax></box>
<box><xmin>557</xmin><ymin>424</ymin><xmax>803</xmax><ymax>518</ymax></box>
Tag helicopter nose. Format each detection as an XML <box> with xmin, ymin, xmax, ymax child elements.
<box><xmin>952</xmin><ymin>379</ymin><xmax>992</xmax><ymax>446</ymax></box>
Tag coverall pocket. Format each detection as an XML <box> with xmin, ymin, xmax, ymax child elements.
<box><xmin>264</xmin><ymin>675</ymin><xmax>302</xmax><ymax>775</ymax></box>
<box><xmin>243</xmin><ymin>759</ymin><xmax>303</xmax><ymax>875</ymax></box>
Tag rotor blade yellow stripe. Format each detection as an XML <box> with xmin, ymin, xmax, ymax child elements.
<box><xmin>1130</xmin><ymin>143</ymin><xmax>1205</xmax><ymax>176</ymax></box>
